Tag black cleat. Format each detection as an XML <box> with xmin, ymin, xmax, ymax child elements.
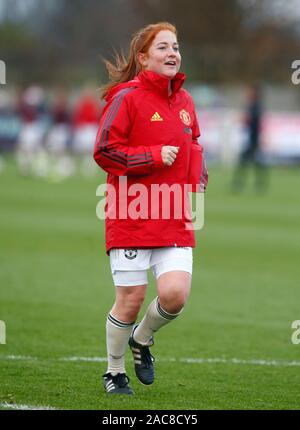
<box><xmin>103</xmin><ymin>372</ymin><xmax>134</xmax><ymax>395</ymax></box>
<box><xmin>129</xmin><ymin>330</ymin><xmax>155</xmax><ymax>385</ymax></box>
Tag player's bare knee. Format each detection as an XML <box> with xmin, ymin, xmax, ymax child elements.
<box><xmin>122</xmin><ymin>292</ymin><xmax>145</xmax><ymax>319</ymax></box>
<box><xmin>128</xmin><ymin>299</ymin><xmax>144</xmax><ymax>317</ymax></box>
<box><xmin>113</xmin><ymin>304</ymin><xmax>140</xmax><ymax>322</ymax></box>
<box><xmin>127</xmin><ymin>289</ymin><xmax>146</xmax><ymax>307</ymax></box>
<box><xmin>159</xmin><ymin>289</ymin><xmax>187</xmax><ymax>314</ymax></box>
<box><xmin>124</xmin><ymin>308</ymin><xmax>140</xmax><ymax>322</ymax></box>
<box><xmin>165</xmin><ymin>299</ymin><xmax>185</xmax><ymax>314</ymax></box>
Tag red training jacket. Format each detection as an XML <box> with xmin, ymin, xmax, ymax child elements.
<box><xmin>94</xmin><ymin>70</ymin><xmax>208</xmax><ymax>254</ymax></box>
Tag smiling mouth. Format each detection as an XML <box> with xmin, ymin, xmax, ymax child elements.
<box><xmin>164</xmin><ymin>61</ymin><xmax>176</xmax><ymax>66</ymax></box>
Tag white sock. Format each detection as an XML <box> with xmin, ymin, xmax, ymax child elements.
<box><xmin>106</xmin><ymin>313</ymin><xmax>135</xmax><ymax>375</ymax></box>
<box><xmin>133</xmin><ymin>297</ymin><xmax>183</xmax><ymax>346</ymax></box>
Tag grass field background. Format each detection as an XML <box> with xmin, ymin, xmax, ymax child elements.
<box><xmin>0</xmin><ymin>158</ymin><xmax>300</xmax><ymax>410</ymax></box>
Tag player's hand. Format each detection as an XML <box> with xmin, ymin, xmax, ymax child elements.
<box><xmin>161</xmin><ymin>146</ymin><xmax>179</xmax><ymax>166</ymax></box>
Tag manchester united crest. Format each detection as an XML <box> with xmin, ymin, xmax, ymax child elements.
<box><xmin>124</xmin><ymin>249</ymin><xmax>138</xmax><ymax>260</ymax></box>
<box><xmin>179</xmin><ymin>109</ymin><xmax>191</xmax><ymax>126</ymax></box>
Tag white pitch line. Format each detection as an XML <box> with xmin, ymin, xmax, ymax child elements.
<box><xmin>1</xmin><ymin>355</ymin><xmax>300</xmax><ymax>367</ymax></box>
<box><xmin>1</xmin><ymin>355</ymin><xmax>38</xmax><ymax>361</ymax></box>
<box><xmin>61</xmin><ymin>356</ymin><xmax>300</xmax><ymax>367</ymax></box>
<box><xmin>0</xmin><ymin>402</ymin><xmax>56</xmax><ymax>410</ymax></box>
<box><xmin>60</xmin><ymin>356</ymin><xmax>107</xmax><ymax>362</ymax></box>
<box><xmin>178</xmin><ymin>357</ymin><xmax>300</xmax><ymax>366</ymax></box>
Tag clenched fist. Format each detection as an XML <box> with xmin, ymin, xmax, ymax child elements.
<box><xmin>161</xmin><ymin>146</ymin><xmax>179</xmax><ymax>166</ymax></box>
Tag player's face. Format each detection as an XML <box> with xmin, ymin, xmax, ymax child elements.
<box><xmin>140</xmin><ymin>30</ymin><xmax>181</xmax><ymax>79</ymax></box>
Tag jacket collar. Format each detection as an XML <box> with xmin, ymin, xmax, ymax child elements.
<box><xmin>104</xmin><ymin>70</ymin><xmax>186</xmax><ymax>102</ymax></box>
<box><xmin>136</xmin><ymin>70</ymin><xmax>186</xmax><ymax>98</ymax></box>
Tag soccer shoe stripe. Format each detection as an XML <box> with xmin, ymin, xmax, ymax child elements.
<box><xmin>106</xmin><ymin>381</ymin><xmax>115</xmax><ymax>390</ymax></box>
<box><xmin>107</xmin><ymin>387</ymin><xmax>115</xmax><ymax>392</ymax></box>
<box><xmin>134</xmin><ymin>360</ymin><xmax>142</xmax><ymax>365</ymax></box>
<box><xmin>106</xmin><ymin>384</ymin><xmax>116</xmax><ymax>392</ymax></box>
<box><xmin>106</xmin><ymin>381</ymin><xmax>114</xmax><ymax>388</ymax></box>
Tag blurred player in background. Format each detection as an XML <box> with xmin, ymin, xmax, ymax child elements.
<box><xmin>72</xmin><ymin>88</ymin><xmax>102</xmax><ymax>176</ymax></box>
<box><xmin>16</xmin><ymin>86</ymin><xmax>49</xmax><ymax>177</ymax></box>
<box><xmin>232</xmin><ymin>84</ymin><xmax>268</xmax><ymax>192</ymax></box>
<box><xmin>45</xmin><ymin>88</ymin><xmax>74</xmax><ymax>181</ymax></box>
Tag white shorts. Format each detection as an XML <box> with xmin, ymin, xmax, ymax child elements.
<box><xmin>109</xmin><ymin>247</ymin><xmax>193</xmax><ymax>287</ymax></box>
<box><xmin>46</xmin><ymin>124</ymin><xmax>70</xmax><ymax>154</ymax></box>
<box><xmin>72</xmin><ymin>125</ymin><xmax>98</xmax><ymax>153</ymax></box>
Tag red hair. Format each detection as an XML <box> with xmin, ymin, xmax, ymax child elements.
<box><xmin>100</xmin><ymin>22</ymin><xmax>177</xmax><ymax>99</ymax></box>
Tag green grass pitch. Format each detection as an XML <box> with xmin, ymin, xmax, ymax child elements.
<box><xmin>0</xmin><ymin>158</ymin><xmax>300</xmax><ymax>410</ymax></box>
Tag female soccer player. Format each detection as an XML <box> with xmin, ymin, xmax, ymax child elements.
<box><xmin>94</xmin><ymin>22</ymin><xmax>208</xmax><ymax>394</ymax></box>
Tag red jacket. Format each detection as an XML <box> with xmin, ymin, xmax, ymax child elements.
<box><xmin>94</xmin><ymin>70</ymin><xmax>208</xmax><ymax>254</ymax></box>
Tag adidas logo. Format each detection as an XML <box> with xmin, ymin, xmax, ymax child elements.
<box><xmin>151</xmin><ymin>112</ymin><xmax>163</xmax><ymax>121</ymax></box>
